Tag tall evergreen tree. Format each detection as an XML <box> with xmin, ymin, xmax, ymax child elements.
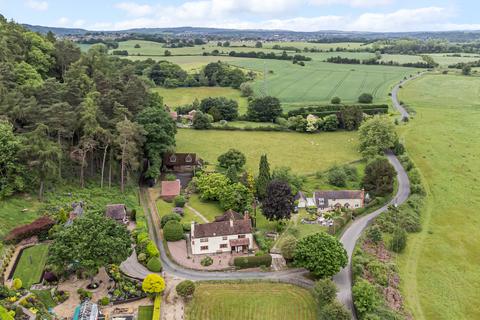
<box><xmin>256</xmin><ymin>154</ymin><xmax>271</xmax><ymax>199</ymax></box>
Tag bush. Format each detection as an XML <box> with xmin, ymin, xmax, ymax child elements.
<box><xmin>137</xmin><ymin>231</ymin><xmax>150</xmax><ymax>243</ymax></box>
<box><xmin>163</xmin><ymin>220</ymin><xmax>184</xmax><ymax>241</ymax></box>
<box><xmin>5</xmin><ymin>216</ymin><xmax>55</xmax><ymax>243</ymax></box>
<box><xmin>352</xmin><ymin>279</ymin><xmax>380</xmax><ymax>317</ymax></box>
<box><xmin>327</xmin><ymin>166</ymin><xmax>347</xmax><ymax>187</ymax></box>
<box><xmin>174</xmin><ymin>195</ymin><xmax>186</xmax><ymax>208</ymax></box>
<box><xmin>176</xmin><ymin>280</ymin><xmax>195</xmax><ymax>298</ymax></box>
<box><xmin>98</xmin><ymin>296</ymin><xmax>110</xmax><ymax>306</ymax></box>
<box><xmin>137</xmin><ymin>252</ymin><xmax>147</xmax><ymax>262</ymax></box>
<box><xmin>331</xmin><ymin>96</ymin><xmax>341</xmax><ymax>104</ymax></box>
<box><xmin>161</xmin><ymin>213</ymin><xmax>181</xmax><ymax>228</ymax></box>
<box><xmin>280</xmin><ymin>235</ymin><xmax>297</xmax><ymax>260</ymax></box>
<box><xmin>146</xmin><ymin>241</ymin><xmax>160</xmax><ymax>257</ymax></box>
<box><xmin>12</xmin><ymin>278</ymin><xmax>22</xmax><ymax>290</ymax></box>
<box><xmin>200</xmin><ymin>256</ymin><xmax>213</xmax><ymax>266</ymax></box>
<box><xmin>313</xmin><ymin>279</ymin><xmax>337</xmax><ymax>308</ymax></box>
<box><xmin>358</xmin><ymin>93</ymin><xmax>373</xmax><ymax>103</ymax></box>
<box><xmin>77</xmin><ymin>288</ymin><xmax>93</xmax><ymax>301</ymax></box>
<box><xmin>165</xmin><ymin>173</ymin><xmax>177</xmax><ymax>181</ymax></box>
<box><xmin>182</xmin><ymin>223</ymin><xmax>191</xmax><ymax>232</ymax></box>
<box><xmin>147</xmin><ymin>257</ymin><xmax>163</xmax><ymax>272</ymax></box>
<box><xmin>319</xmin><ymin>301</ymin><xmax>351</xmax><ymax>320</ymax></box>
<box><xmin>233</xmin><ymin>254</ymin><xmax>272</xmax><ymax>269</ymax></box>
<box><xmin>130</xmin><ymin>209</ymin><xmax>137</xmax><ymax>221</ymax></box>
<box><xmin>389</xmin><ymin>228</ymin><xmax>407</xmax><ymax>253</ymax></box>
<box><xmin>366</xmin><ymin>226</ymin><xmax>382</xmax><ymax>244</ymax></box>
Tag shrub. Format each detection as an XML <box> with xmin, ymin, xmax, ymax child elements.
<box><xmin>182</xmin><ymin>223</ymin><xmax>191</xmax><ymax>232</ymax></box>
<box><xmin>331</xmin><ymin>96</ymin><xmax>341</xmax><ymax>104</ymax></box>
<box><xmin>160</xmin><ymin>213</ymin><xmax>181</xmax><ymax>228</ymax></box>
<box><xmin>147</xmin><ymin>257</ymin><xmax>163</xmax><ymax>272</ymax></box>
<box><xmin>98</xmin><ymin>296</ymin><xmax>110</xmax><ymax>306</ymax></box>
<box><xmin>319</xmin><ymin>301</ymin><xmax>351</xmax><ymax>320</ymax></box>
<box><xmin>137</xmin><ymin>232</ymin><xmax>150</xmax><ymax>243</ymax></box>
<box><xmin>130</xmin><ymin>209</ymin><xmax>137</xmax><ymax>221</ymax></box>
<box><xmin>200</xmin><ymin>256</ymin><xmax>213</xmax><ymax>267</ymax></box>
<box><xmin>146</xmin><ymin>241</ymin><xmax>160</xmax><ymax>258</ymax></box>
<box><xmin>366</xmin><ymin>226</ymin><xmax>382</xmax><ymax>244</ymax></box>
<box><xmin>327</xmin><ymin>166</ymin><xmax>347</xmax><ymax>187</ymax></box>
<box><xmin>358</xmin><ymin>93</ymin><xmax>373</xmax><ymax>103</ymax></box>
<box><xmin>233</xmin><ymin>255</ymin><xmax>272</xmax><ymax>269</ymax></box>
<box><xmin>174</xmin><ymin>195</ymin><xmax>186</xmax><ymax>208</ymax></box>
<box><xmin>389</xmin><ymin>228</ymin><xmax>407</xmax><ymax>253</ymax></box>
<box><xmin>280</xmin><ymin>235</ymin><xmax>297</xmax><ymax>260</ymax></box>
<box><xmin>313</xmin><ymin>279</ymin><xmax>337</xmax><ymax>308</ymax></box>
<box><xmin>5</xmin><ymin>216</ymin><xmax>55</xmax><ymax>243</ymax></box>
<box><xmin>12</xmin><ymin>278</ymin><xmax>22</xmax><ymax>290</ymax></box>
<box><xmin>176</xmin><ymin>280</ymin><xmax>195</xmax><ymax>298</ymax></box>
<box><xmin>352</xmin><ymin>279</ymin><xmax>380</xmax><ymax>317</ymax></box>
<box><xmin>77</xmin><ymin>288</ymin><xmax>93</xmax><ymax>301</ymax></box>
<box><xmin>165</xmin><ymin>173</ymin><xmax>177</xmax><ymax>181</ymax></box>
<box><xmin>163</xmin><ymin>220</ymin><xmax>184</xmax><ymax>241</ymax></box>
<box><xmin>137</xmin><ymin>253</ymin><xmax>147</xmax><ymax>262</ymax></box>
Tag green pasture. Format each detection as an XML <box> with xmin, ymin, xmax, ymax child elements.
<box><xmin>186</xmin><ymin>282</ymin><xmax>317</xmax><ymax>320</ymax></box>
<box><xmin>397</xmin><ymin>73</ymin><xmax>480</xmax><ymax>320</ymax></box>
<box><xmin>427</xmin><ymin>53</ymin><xmax>480</xmax><ymax>66</ymax></box>
<box><xmin>176</xmin><ymin>129</ymin><xmax>360</xmax><ymax>175</ymax></box>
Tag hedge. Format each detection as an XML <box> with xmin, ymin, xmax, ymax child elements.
<box><xmin>147</xmin><ymin>257</ymin><xmax>162</xmax><ymax>272</ymax></box>
<box><xmin>233</xmin><ymin>254</ymin><xmax>272</xmax><ymax>269</ymax></box>
<box><xmin>163</xmin><ymin>220</ymin><xmax>184</xmax><ymax>241</ymax></box>
<box><xmin>152</xmin><ymin>294</ymin><xmax>161</xmax><ymax>320</ymax></box>
<box><xmin>176</xmin><ymin>280</ymin><xmax>195</xmax><ymax>298</ymax></box>
<box><xmin>286</xmin><ymin>104</ymin><xmax>388</xmax><ymax>118</ymax></box>
<box><xmin>4</xmin><ymin>216</ymin><xmax>55</xmax><ymax>243</ymax></box>
<box><xmin>160</xmin><ymin>214</ymin><xmax>181</xmax><ymax>228</ymax></box>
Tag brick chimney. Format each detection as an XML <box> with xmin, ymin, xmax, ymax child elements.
<box><xmin>243</xmin><ymin>211</ymin><xmax>250</xmax><ymax>221</ymax></box>
<box><xmin>191</xmin><ymin>221</ymin><xmax>195</xmax><ymax>237</ymax></box>
<box><xmin>229</xmin><ymin>219</ymin><xmax>233</xmax><ymax>228</ymax></box>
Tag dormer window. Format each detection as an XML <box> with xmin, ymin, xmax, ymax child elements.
<box><xmin>185</xmin><ymin>154</ymin><xmax>192</xmax><ymax>163</ymax></box>
<box><xmin>170</xmin><ymin>155</ymin><xmax>177</xmax><ymax>163</ymax></box>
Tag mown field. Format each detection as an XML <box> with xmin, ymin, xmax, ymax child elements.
<box><xmin>153</xmin><ymin>86</ymin><xmax>248</xmax><ymax>114</ymax></box>
<box><xmin>397</xmin><ymin>74</ymin><xmax>480</xmax><ymax>320</ymax></box>
<box><xmin>230</xmin><ymin>59</ymin><xmax>418</xmax><ymax>108</ymax></box>
<box><xmin>176</xmin><ymin>129</ymin><xmax>360</xmax><ymax>175</ymax></box>
<box><xmin>185</xmin><ymin>282</ymin><xmax>317</xmax><ymax>320</ymax></box>
<box><xmin>13</xmin><ymin>244</ymin><xmax>49</xmax><ymax>288</ymax></box>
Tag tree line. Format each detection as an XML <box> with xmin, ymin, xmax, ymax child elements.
<box><xmin>0</xmin><ymin>16</ymin><xmax>176</xmax><ymax>199</ymax></box>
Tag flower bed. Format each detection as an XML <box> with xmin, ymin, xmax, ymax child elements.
<box><xmin>106</xmin><ymin>265</ymin><xmax>146</xmax><ymax>303</ymax></box>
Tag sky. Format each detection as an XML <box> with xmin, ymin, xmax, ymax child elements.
<box><xmin>0</xmin><ymin>0</ymin><xmax>479</xmax><ymax>32</ymax></box>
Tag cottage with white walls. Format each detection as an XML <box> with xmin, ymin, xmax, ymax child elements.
<box><xmin>313</xmin><ymin>190</ymin><xmax>365</xmax><ymax>213</ymax></box>
<box><xmin>190</xmin><ymin>211</ymin><xmax>254</xmax><ymax>255</ymax></box>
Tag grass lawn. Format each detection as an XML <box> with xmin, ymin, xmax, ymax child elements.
<box><xmin>137</xmin><ymin>305</ymin><xmax>153</xmax><ymax>320</ymax></box>
<box><xmin>13</xmin><ymin>244</ymin><xmax>49</xmax><ymax>288</ymax></box>
<box><xmin>0</xmin><ymin>195</ymin><xmax>41</xmax><ymax>237</ymax></box>
<box><xmin>186</xmin><ymin>282</ymin><xmax>317</xmax><ymax>320</ymax></box>
<box><xmin>211</xmin><ymin>121</ymin><xmax>280</xmax><ymax>129</ymax></box>
<box><xmin>187</xmin><ymin>194</ymin><xmax>224</xmax><ymax>222</ymax></box>
<box><xmin>32</xmin><ymin>290</ymin><xmax>56</xmax><ymax>309</ymax></box>
<box><xmin>397</xmin><ymin>73</ymin><xmax>480</xmax><ymax>320</ymax></box>
<box><xmin>176</xmin><ymin>129</ymin><xmax>360</xmax><ymax>175</ymax></box>
<box><xmin>156</xmin><ymin>198</ymin><xmax>204</xmax><ymax>224</ymax></box>
<box><xmin>229</xmin><ymin>58</ymin><xmax>419</xmax><ymax>108</ymax></box>
<box><xmin>152</xmin><ymin>86</ymin><xmax>248</xmax><ymax>114</ymax></box>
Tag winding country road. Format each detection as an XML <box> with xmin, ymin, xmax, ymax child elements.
<box><xmin>121</xmin><ymin>75</ymin><xmax>419</xmax><ymax>318</ymax></box>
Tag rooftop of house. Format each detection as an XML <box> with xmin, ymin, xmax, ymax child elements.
<box><xmin>161</xmin><ymin>179</ymin><xmax>181</xmax><ymax>197</ymax></box>
<box><xmin>313</xmin><ymin>190</ymin><xmax>364</xmax><ymax>201</ymax></box>
<box><xmin>163</xmin><ymin>153</ymin><xmax>199</xmax><ymax>166</ymax></box>
<box><xmin>192</xmin><ymin>216</ymin><xmax>252</xmax><ymax>239</ymax></box>
<box><xmin>214</xmin><ymin>209</ymin><xmax>243</xmax><ymax>222</ymax></box>
<box><xmin>105</xmin><ymin>204</ymin><xmax>127</xmax><ymax>221</ymax></box>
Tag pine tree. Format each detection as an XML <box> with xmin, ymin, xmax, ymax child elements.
<box><xmin>256</xmin><ymin>154</ymin><xmax>271</xmax><ymax>199</ymax></box>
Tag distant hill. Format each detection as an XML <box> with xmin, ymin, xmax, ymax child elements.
<box><xmin>22</xmin><ymin>24</ymin><xmax>480</xmax><ymax>42</ymax></box>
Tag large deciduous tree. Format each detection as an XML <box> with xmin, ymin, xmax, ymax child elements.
<box><xmin>217</xmin><ymin>149</ymin><xmax>246</xmax><ymax>171</ymax></box>
<box><xmin>362</xmin><ymin>156</ymin><xmax>396</xmax><ymax>196</ymax></box>
<box><xmin>246</xmin><ymin>96</ymin><xmax>282</xmax><ymax>122</ymax></box>
<box><xmin>48</xmin><ymin>213</ymin><xmax>132</xmax><ymax>277</ymax></box>
<box><xmin>359</xmin><ymin>116</ymin><xmax>398</xmax><ymax>158</ymax></box>
<box><xmin>293</xmin><ymin>232</ymin><xmax>347</xmax><ymax>278</ymax></box>
<box><xmin>262</xmin><ymin>180</ymin><xmax>294</xmax><ymax>221</ymax></box>
<box><xmin>0</xmin><ymin>120</ymin><xmax>25</xmax><ymax>198</ymax></box>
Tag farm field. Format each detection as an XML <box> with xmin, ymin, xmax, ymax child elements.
<box><xmin>176</xmin><ymin>129</ymin><xmax>360</xmax><ymax>175</ymax></box>
<box><xmin>12</xmin><ymin>244</ymin><xmax>50</xmax><ymax>288</ymax></box>
<box><xmin>125</xmin><ymin>54</ymin><xmax>247</xmax><ymax>71</ymax></box>
<box><xmin>397</xmin><ymin>74</ymin><xmax>480</xmax><ymax>320</ymax></box>
<box><xmin>229</xmin><ymin>59</ymin><xmax>419</xmax><ymax>107</ymax></box>
<box><xmin>427</xmin><ymin>53</ymin><xmax>480</xmax><ymax>66</ymax></box>
<box><xmin>153</xmin><ymin>87</ymin><xmax>248</xmax><ymax>114</ymax></box>
<box><xmin>185</xmin><ymin>282</ymin><xmax>317</xmax><ymax>320</ymax></box>
<box><xmin>380</xmin><ymin>54</ymin><xmax>423</xmax><ymax>64</ymax></box>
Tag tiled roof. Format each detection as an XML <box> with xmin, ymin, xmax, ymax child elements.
<box><xmin>192</xmin><ymin>219</ymin><xmax>252</xmax><ymax>238</ymax></box>
<box><xmin>214</xmin><ymin>209</ymin><xmax>243</xmax><ymax>222</ymax></box>
<box><xmin>161</xmin><ymin>180</ymin><xmax>181</xmax><ymax>197</ymax></box>
<box><xmin>105</xmin><ymin>204</ymin><xmax>127</xmax><ymax>220</ymax></box>
<box><xmin>163</xmin><ymin>153</ymin><xmax>198</xmax><ymax>166</ymax></box>
<box><xmin>314</xmin><ymin>190</ymin><xmax>364</xmax><ymax>200</ymax></box>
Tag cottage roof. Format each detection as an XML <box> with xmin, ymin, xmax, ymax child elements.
<box><xmin>294</xmin><ymin>191</ymin><xmax>306</xmax><ymax>201</ymax></box>
<box><xmin>105</xmin><ymin>204</ymin><xmax>127</xmax><ymax>221</ymax></box>
<box><xmin>192</xmin><ymin>219</ymin><xmax>252</xmax><ymax>238</ymax></box>
<box><xmin>163</xmin><ymin>153</ymin><xmax>198</xmax><ymax>166</ymax></box>
<box><xmin>161</xmin><ymin>180</ymin><xmax>181</xmax><ymax>197</ymax></box>
<box><xmin>313</xmin><ymin>190</ymin><xmax>364</xmax><ymax>208</ymax></box>
<box><xmin>214</xmin><ymin>209</ymin><xmax>243</xmax><ymax>222</ymax></box>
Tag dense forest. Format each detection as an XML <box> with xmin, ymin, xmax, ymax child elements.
<box><xmin>0</xmin><ymin>15</ymin><xmax>177</xmax><ymax>199</ymax></box>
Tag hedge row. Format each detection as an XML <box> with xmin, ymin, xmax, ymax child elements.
<box><xmin>287</xmin><ymin>104</ymin><xmax>388</xmax><ymax>118</ymax></box>
<box><xmin>233</xmin><ymin>254</ymin><xmax>272</xmax><ymax>269</ymax></box>
<box><xmin>4</xmin><ymin>216</ymin><xmax>55</xmax><ymax>243</ymax></box>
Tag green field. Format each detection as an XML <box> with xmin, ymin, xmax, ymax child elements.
<box><xmin>12</xmin><ymin>244</ymin><xmax>49</xmax><ymax>288</ymax></box>
<box><xmin>397</xmin><ymin>74</ymin><xmax>480</xmax><ymax>320</ymax></box>
<box><xmin>427</xmin><ymin>53</ymin><xmax>480</xmax><ymax>67</ymax></box>
<box><xmin>187</xmin><ymin>194</ymin><xmax>224</xmax><ymax>222</ymax></box>
<box><xmin>176</xmin><ymin>129</ymin><xmax>360</xmax><ymax>175</ymax></box>
<box><xmin>230</xmin><ymin>59</ymin><xmax>419</xmax><ymax>108</ymax></box>
<box><xmin>0</xmin><ymin>196</ymin><xmax>41</xmax><ymax>237</ymax></box>
<box><xmin>153</xmin><ymin>86</ymin><xmax>248</xmax><ymax>114</ymax></box>
<box><xmin>186</xmin><ymin>282</ymin><xmax>317</xmax><ymax>320</ymax></box>
<box><xmin>137</xmin><ymin>305</ymin><xmax>154</xmax><ymax>320</ymax></box>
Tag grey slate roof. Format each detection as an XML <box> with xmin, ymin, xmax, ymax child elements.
<box><xmin>192</xmin><ymin>219</ymin><xmax>252</xmax><ymax>239</ymax></box>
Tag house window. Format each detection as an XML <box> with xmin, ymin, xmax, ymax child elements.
<box><xmin>169</xmin><ymin>155</ymin><xmax>177</xmax><ymax>163</ymax></box>
<box><xmin>355</xmin><ymin>204</ymin><xmax>359</xmax><ymax>208</ymax></box>
<box><xmin>220</xmin><ymin>244</ymin><xmax>228</xmax><ymax>249</ymax></box>
<box><xmin>200</xmin><ymin>246</ymin><xmax>208</xmax><ymax>251</ymax></box>
<box><xmin>185</xmin><ymin>154</ymin><xmax>192</xmax><ymax>163</ymax></box>
<box><xmin>200</xmin><ymin>238</ymin><xmax>208</xmax><ymax>243</ymax></box>
<box><xmin>222</xmin><ymin>236</ymin><xmax>228</xmax><ymax>240</ymax></box>
<box><xmin>238</xmin><ymin>234</ymin><xmax>246</xmax><ymax>239</ymax></box>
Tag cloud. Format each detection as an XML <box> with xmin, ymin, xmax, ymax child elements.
<box><xmin>309</xmin><ymin>0</ymin><xmax>393</xmax><ymax>7</ymax></box>
<box><xmin>56</xmin><ymin>17</ymin><xmax>69</xmax><ymax>26</ymax></box>
<box><xmin>115</xmin><ymin>2</ymin><xmax>153</xmax><ymax>17</ymax></box>
<box><xmin>25</xmin><ymin>0</ymin><xmax>48</xmax><ymax>11</ymax></box>
<box><xmin>73</xmin><ymin>19</ymin><xmax>86</xmax><ymax>28</ymax></box>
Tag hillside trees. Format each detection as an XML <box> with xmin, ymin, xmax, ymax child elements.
<box><xmin>0</xmin><ymin>120</ymin><xmax>25</xmax><ymax>198</ymax></box>
<box><xmin>247</xmin><ymin>96</ymin><xmax>282</xmax><ymax>122</ymax></box>
<box><xmin>359</xmin><ymin>116</ymin><xmax>398</xmax><ymax>158</ymax></box>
